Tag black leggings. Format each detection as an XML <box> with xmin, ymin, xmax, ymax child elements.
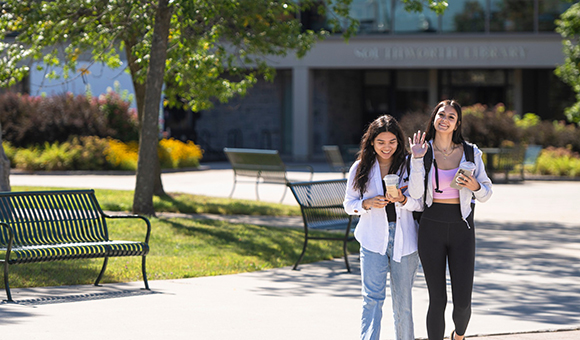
<box><xmin>418</xmin><ymin>203</ymin><xmax>475</xmax><ymax>340</ymax></box>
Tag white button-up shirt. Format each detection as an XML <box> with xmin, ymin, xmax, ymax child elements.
<box><xmin>344</xmin><ymin>158</ymin><xmax>422</xmax><ymax>262</ymax></box>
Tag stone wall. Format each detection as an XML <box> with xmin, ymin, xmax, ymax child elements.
<box><xmin>196</xmin><ymin>73</ymin><xmax>287</xmax><ymax>159</ymax></box>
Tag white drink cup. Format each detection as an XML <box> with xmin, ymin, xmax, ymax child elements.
<box><xmin>383</xmin><ymin>174</ymin><xmax>399</xmax><ymax>198</ymax></box>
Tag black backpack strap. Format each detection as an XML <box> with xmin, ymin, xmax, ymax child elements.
<box><xmin>463</xmin><ymin>141</ymin><xmax>474</xmax><ymax>163</ymax></box>
<box><xmin>422</xmin><ymin>144</ymin><xmax>433</xmax><ymax>209</ymax></box>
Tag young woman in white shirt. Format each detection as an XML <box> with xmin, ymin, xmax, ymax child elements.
<box><xmin>344</xmin><ymin>115</ymin><xmax>423</xmax><ymax>340</ymax></box>
<box><xmin>409</xmin><ymin>100</ymin><xmax>493</xmax><ymax>340</ymax></box>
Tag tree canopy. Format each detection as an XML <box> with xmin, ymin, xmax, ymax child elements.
<box><xmin>0</xmin><ymin>0</ymin><xmax>358</xmax><ymax>214</ymax></box>
<box><xmin>556</xmin><ymin>1</ymin><xmax>580</xmax><ymax>125</ymax></box>
<box><xmin>0</xmin><ymin>0</ymin><xmax>446</xmax><ymax>213</ymax></box>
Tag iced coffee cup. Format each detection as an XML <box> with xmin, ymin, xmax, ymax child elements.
<box><xmin>383</xmin><ymin>174</ymin><xmax>399</xmax><ymax>198</ymax></box>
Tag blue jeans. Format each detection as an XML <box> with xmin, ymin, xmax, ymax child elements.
<box><xmin>360</xmin><ymin>222</ymin><xmax>419</xmax><ymax>340</ymax></box>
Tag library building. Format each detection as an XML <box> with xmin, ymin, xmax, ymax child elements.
<box><xmin>186</xmin><ymin>0</ymin><xmax>575</xmax><ymax>161</ymax></box>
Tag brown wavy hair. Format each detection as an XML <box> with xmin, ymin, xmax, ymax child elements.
<box><xmin>353</xmin><ymin>115</ymin><xmax>409</xmax><ymax>197</ymax></box>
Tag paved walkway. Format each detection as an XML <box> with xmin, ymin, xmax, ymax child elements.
<box><xmin>3</xmin><ymin>163</ymin><xmax>580</xmax><ymax>339</ymax></box>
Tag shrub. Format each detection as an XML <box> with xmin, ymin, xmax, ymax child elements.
<box><xmin>399</xmin><ymin>111</ymin><xmax>430</xmax><ymax>141</ymax></box>
<box><xmin>534</xmin><ymin>146</ymin><xmax>580</xmax><ymax>177</ymax></box>
<box><xmin>159</xmin><ymin>138</ymin><xmax>203</xmax><ymax>168</ymax></box>
<box><xmin>0</xmin><ymin>90</ymin><xmax>138</xmax><ymax>148</ymax></box>
<box><xmin>94</xmin><ymin>89</ymin><xmax>139</xmax><ymax>142</ymax></box>
<box><xmin>3</xmin><ymin>141</ymin><xmax>16</xmax><ymax>163</ymax></box>
<box><xmin>105</xmin><ymin>138</ymin><xmax>203</xmax><ymax>171</ymax></box>
<box><xmin>37</xmin><ymin>142</ymin><xmax>76</xmax><ymax>171</ymax></box>
<box><xmin>5</xmin><ymin>137</ymin><xmax>203</xmax><ymax>172</ymax></box>
<box><xmin>68</xmin><ymin>136</ymin><xmax>110</xmax><ymax>170</ymax></box>
<box><xmin>105</xmin><ymin>139</ymin><xmax>139</xmax><ymax>171</ymax></box>
<box><xmin>13</xmin><ymin>147</ymin><xmax>43</xmax><ymax>171</ymax></box>
<box><xmin>461</xmin><ymin>103</ymin><xmax>521</xmax><ymax>148</ymax></box>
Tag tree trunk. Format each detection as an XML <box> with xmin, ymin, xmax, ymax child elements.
<box><xmin>126</xmin><ymin>40</ymin><xmax>166</xmax><ymax>198</ymax></box>
<box><xmin>0</xmin><ymin>122</ymin><xmax>10</xmax><ymax>192</ymax></box>
<box><xmin>132</xmin><ymin>0</ymin><xmax>172</xmax><ymax>215</ymax></box>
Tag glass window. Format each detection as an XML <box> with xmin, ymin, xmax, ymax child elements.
<box><xmin>350</xmin><ymin>0</ymin><xmax>391</xmax><ymax>33</ymax></box>
<box><xmin>538</xmin><ymin>0</ymin><xmax>572</xmax><ymax>32</ymax></box>
<box><xmin>442</xmin><ymin>0</ymin><xmax>486</xmax><ymax>33</ymax></box>
<box><xmin>395</xmin><ymin>70</ymin><xmax>429</xmax><ymax>115</ymax></box>
<box><xmin>365</xmin><ymin>70</ymin><xmax>391</xmax><ymax>85</ymax></box>
<box><xmin>450</xmin><ymin>70</ymin><xmax>506</xmax><ymax>86</ymax></box>
<box><xmin>393</xmin><ymin>0</ymin><xmax>438</xmax><ymax>33</ymax></box>
<box><xmin>490</xmin><ymin>0</ymin><xmax>534</xmax><ymax>32</ymax></box>
<box><xmin>439</xmin><ymin>70</ymin><xmax>513</xmax><ymax>109</ymax></box>
<box><xmin>397</xmin><ymin>70</ymin><xmax>428</xmax><ymax>89</ymax></box>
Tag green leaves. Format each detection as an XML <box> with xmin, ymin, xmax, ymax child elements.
<box><xmin>555</xmin><ymin>2</ymin><xmax>580</xmax><ymax>125</ymax></box>
<box><xmin>0</xmin><ymin>0</ymin><xmax>358</xmax><ymax>109</ymax></box>
<box><xmin>402</xmin><ymin>0</ymin><xmax>448</xmax><ymax>16</ymax></box>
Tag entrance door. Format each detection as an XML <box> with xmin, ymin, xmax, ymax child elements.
<box><xmin>439</xmin><ymin>69</ymin><xmax>512</xmax><ymax>109</ymax></box>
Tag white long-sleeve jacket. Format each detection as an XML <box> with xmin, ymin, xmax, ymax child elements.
<box><xmin>408</xmin><ymin>140</ymin><xmax>493</xmax><ymax>228</ymax></box>
<box><xmin>343</xmin><ymin>158</ymin><xmax>422</xmax><ymax>262</ymax></box>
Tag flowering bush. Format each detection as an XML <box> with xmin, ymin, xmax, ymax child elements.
<box><xmin>0</xmin><ymin>90</ymin><xmax>138</xmax><ymax>147</ymax></box>
<box><xmin>104</xmin><ymin>138</ymin><xmax>203</xmax><ymax>171</ymax></box>
<box><xmin>4</xmin><ymin>137</ymin><xmax>203</xmax><ymax>171</ymax></box>
<box><xmin>105</xmin><ymin>139</ymin><xmax>139</xmax><ymax>171</ymax></box>
<box><xmin>159</xmin><ymin>138</ymin><xmax>203</xmax><ymax>168</ymax></box>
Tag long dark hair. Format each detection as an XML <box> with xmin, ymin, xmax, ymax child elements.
<box><xmin>424</xmin><ymin>99</ymin><xmax>465</xmax><ymax>144</ymax></box>
<box><xmin>353</xmin><ymin>115</ymin><xmax>409</xmax><ymax>197</ymax></box>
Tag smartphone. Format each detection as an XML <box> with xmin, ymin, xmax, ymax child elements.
<box><xmin>450</xmin><ymin>168</ymin><xmax>473</xmax><ymax>190</ymax></box>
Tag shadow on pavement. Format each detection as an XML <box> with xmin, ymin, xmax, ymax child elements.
<box><xmin>474</xmin><ymin>220</ymin><xmax>580</xmax><ymax>326</ymax></box>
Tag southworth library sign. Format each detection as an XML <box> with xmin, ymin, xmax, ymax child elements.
<box><xmin>271</xmin><ymin>34</ymin><xmax>563</xmax><ymax>68</ymax></box>
<box><xmin>355</xmin><ymin>45</ymin><xmax>527</xmax><ymax>61</ymax></box>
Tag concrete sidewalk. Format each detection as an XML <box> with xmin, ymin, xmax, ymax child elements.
<box><xmin>4</xmin><ymin>164</ymin><xmax>580</xmax><ymax>339</ymax></box>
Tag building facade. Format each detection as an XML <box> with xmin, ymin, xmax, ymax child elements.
<box><xmin>196</xmin><ymin>0</ymin><xmax>576</xmax><ymax>161</ymax></box>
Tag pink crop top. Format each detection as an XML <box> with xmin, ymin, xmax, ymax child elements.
<box><xmin>432</xmin><ymin>167</ymin><xmax>460</xmax><ymax>200</ymax></box>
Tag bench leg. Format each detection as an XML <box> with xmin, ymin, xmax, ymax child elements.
<box><xmin>255</xmin><ymin>180</ymin><xmax>260</xmax><ymax>201</ymax></box>
<box><xmin>279</xmin><ymin>185</ymin><xmax>288</xmax><ymax>203</ymax></box>
<box><xmin>3</xmin><ymin>261</ymin><xmax>13</xmax><ymax>302</ymax></box>
<box><xmin>94</xmin><ymin>257</ymin><xmax>109</xmax><ymax>286</ymax></box>
<box><xmin>343</xmin><ymin>239</ymin><xmax>351</xmax><ymax>273</ymax></box>
<box><xmin>142</xmin><ymin>255</ymin><xmax>150</xmax><ymax>290</ymax></box>
<box><xmin>229</xmin><ymin>178</ymin><xmax>238</xmax><ymax>198</ymax></box>
<box><xmin>293</xmin><ymin>237</ymin><xmax>308</xmax><ymax>270</ymax></box>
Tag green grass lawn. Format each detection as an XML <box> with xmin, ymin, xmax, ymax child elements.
<box><xmin>3</xmin><ymin>187</ymin><xmax>359</xmax><ymax>290</ymax></box>
<box><xmin>11</xmin><ymin>186</ymin><xmax>301</xmax><ymax>216</ymax></box>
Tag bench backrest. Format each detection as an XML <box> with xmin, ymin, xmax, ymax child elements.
<box><xmin>223</xmin><ymin>148</ymin><xmax>287</xmax><ymax>183</ymax></box>
<box><xmin>497</xmin><ymin>145</ymin><xmax>526</xmax><ymax>171</ymax></box>
<box><xmin>322</xmin><ymin>145</ymin><xmax>346</xmax><ymax>169</ymax></box>
<box><xmin>523</xmin><ymin>144</ymin><xmax>542</xmax><ymax>166</ymax></box>
<box><xmin>0</xmin><ymin>190</ymin><xmax>108</xmax><ymax>247</ymax></box>
<box><xmin>287</xmin><ymin>179</ymin><xmax>354</xmax><ymax>230</ymax></box>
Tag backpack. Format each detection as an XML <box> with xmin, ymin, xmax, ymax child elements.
<box><xmin>409</xmin><ymin>141</ymin><xmax>475</xmax><ymax>222</ymax></box>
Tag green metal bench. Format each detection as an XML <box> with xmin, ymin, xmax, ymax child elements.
<box><xmin>223</xmin><ymin>148</ymin><xmax>314</xmax><ymax>202</ymax></box>
<box><xmin>496</xmin><ymin>144</ymin><xmax>542</xmax><ymax>182</ymax></box>
<box><xmin>0</xmin><ymin>189</ymin><xmax>151</xmax><ymax>302</ymax></box>
<box><xmin>287</xmin><ymin>179</ymin><xmax>357</xmax><ymax>272</ymax></box>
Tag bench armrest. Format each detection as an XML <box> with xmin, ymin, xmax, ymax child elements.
<box><xmin>0</xmin><ymin>222</ymin><xmax>15</xmax><ymax>261</ymax></box>
<box><xmin>285</xmin><ymin>164</ymin><xmax>314</xmax><ymax>181</ymax></box>
<box><xmin>101</xmin><ymin>213</ymin><xmax>152</xmax><ymax>244</ymax></box>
